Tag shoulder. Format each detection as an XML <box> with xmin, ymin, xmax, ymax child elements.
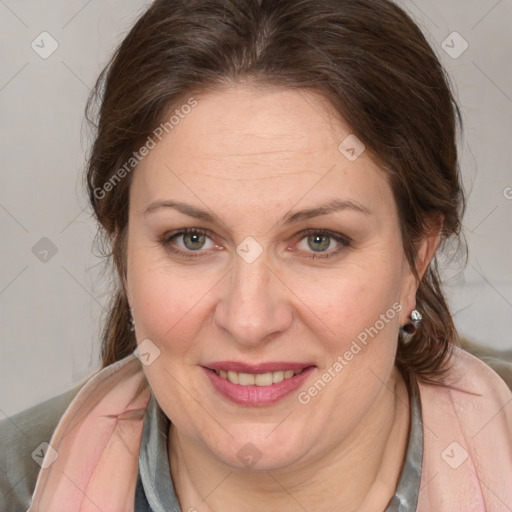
<box><xmin>0</xmin><ymin>384</ymin><xmax>83</xmax><ymax>511</ymax></box>
<box><xmin>416</xmin><ymin>344</ymin><xmax>512</xmax><ymax>437</ymax></box>
<box><xmin>442</xmin><ymin>344</ymin><xmax>512</xmax><ymax>398</ymax></box>
<box><xmin>458</xmin><ymin>338</ymin><xmax>512</xmax><ymax>392</ymax></box>
<box><xmin>417</xmin><ymin>344</ymin><xmax>512</xmax><ymax>434</ymax></box>
<box><xmin>416</xmin><ymin>345</ymin><xmax>512</xmax><ymax>507</ymax></box>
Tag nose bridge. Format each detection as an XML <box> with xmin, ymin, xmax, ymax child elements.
<box><xmin>215</xmin><ymin>251</ymin><xmax>292</xmax><ymax>345</ymax></box>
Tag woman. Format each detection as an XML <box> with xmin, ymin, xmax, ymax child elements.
<box><xmin>2</xmin><ymin>0</ymin><xmax>512</xmax><ymax>511</ymax></box>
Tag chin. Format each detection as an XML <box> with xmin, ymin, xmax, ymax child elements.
<box><xmin>204</xmin><ymin>422</ymin><xmax>312</xmax><ymax>472</ymax></box>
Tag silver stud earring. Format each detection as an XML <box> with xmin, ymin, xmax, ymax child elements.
<box><xmin>411</xmin><ymin>309</ymin><xmax>422</xmax><ymax>323</ymax></box>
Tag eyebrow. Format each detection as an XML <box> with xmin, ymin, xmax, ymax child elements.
<box><xmin>143</xmin><ymin>199</ymin><xmax>372</xmax><ymax>225</ymax></box>
<box><xmin>144</xmin><ymin>199</ymin><xmax>373</xmax><ymax>225</ymax></box>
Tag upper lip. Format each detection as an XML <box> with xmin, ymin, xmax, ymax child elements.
<box><xmin>204</xmin><ymin>361</ymin><xmax>315</xmax><ymax>373</ymax></box>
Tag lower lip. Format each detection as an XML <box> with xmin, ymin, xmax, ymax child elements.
<box><xmin>203</xmin><ymin>366</ymin><xmax>316</xmax><ymax>406</ymax></box>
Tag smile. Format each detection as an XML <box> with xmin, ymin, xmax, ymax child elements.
<box><xmin>202</xmin><ymin>363</ymin><xmax>316</xmax><ymax>406</ymax></box>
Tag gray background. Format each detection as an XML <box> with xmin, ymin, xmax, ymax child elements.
<box><xmin>1</xmin><ymin>0</ymin><xmax>511</xmax><ymax>417</ymax></box>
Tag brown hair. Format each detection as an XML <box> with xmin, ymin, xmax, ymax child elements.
<box><xmin>84</xmin><ymin>0</ymin><xmax>465</xmax><ymax>382</ymax></box>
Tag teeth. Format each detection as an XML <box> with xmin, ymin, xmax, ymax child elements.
<box><xmin>238</xmin><ymin>373</ymin><xmax>255</xmax><ymax>385</ymax></box>
<box><xmin>227</xmin><ymin>371</ymin><xmax>239</xmax><ymax>384</ymax></box>
<box><xmin>255</xmin><ymin>372</ymin><xmax>273</xmax><ymax>386</ymax></box>
<box><xmin>214</xmin><ymin>368</ymin><xmax>304</xmax><ymax>386</ymax></box>
<box><xmin>272</xmin><ymin>371</ymin><xmax>284</xmax><ymax>383</ymax></box>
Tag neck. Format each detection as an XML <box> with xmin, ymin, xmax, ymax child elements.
<box><xmin>168</xmin><ymin>367</ymin><xmax>410</xmax><ymax>512</ymax></box>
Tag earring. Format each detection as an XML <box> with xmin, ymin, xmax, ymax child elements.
<box><xmin>400</xmin><ymin>308</ymin><xmax>422</xmax><ymax>341</ymax></box>
<box><xmin>128</xmin><ymin>306</ymin><xmax>135</xmax><ymax>332</ymax></box>
<box><xmin>411</xmin><ymin>309</ymin><xmax>422</xmax><ymax>324</ymax></box>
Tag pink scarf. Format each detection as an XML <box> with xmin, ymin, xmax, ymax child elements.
<box><xmin>28</xmin><ymin>346</ymin><xmax>512</xmax><ymax>511</ymax></box>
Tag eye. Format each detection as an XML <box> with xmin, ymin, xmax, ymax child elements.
<box><xmin>294</xmin><ymin>229</ymin><xmax>351</xmax><ymax>259</ymax></box>
<box><xmin>161</xmin><ymin>228</ymin><xmax>218</xmax><ymax>257</ymax></box>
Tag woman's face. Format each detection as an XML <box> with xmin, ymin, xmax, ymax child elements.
<box><xmin>125</xmin><ymin>85</ymin><xmax>424</xmax><ymax>471</ymax></box>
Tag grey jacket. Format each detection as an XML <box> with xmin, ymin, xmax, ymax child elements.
<box><xmin>0</xmin><ymin>384</ymin><xmax>83</xmax><ymax>511</ymax></box>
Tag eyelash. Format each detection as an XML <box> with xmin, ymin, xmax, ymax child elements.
<box><xmin>159</xmin><ymin>228</ymin><xmax>352</xmax><ymax>260</ymax></box>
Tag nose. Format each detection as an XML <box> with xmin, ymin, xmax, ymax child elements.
<box><xmin>214</xmin><ymin>250</ymin><xmax>294</xmax><ymax>347</ymax></box>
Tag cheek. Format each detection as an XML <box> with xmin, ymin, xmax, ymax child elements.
<box><xmin>296</xmin><ymin>269</ymin><xmax>403</xmax><ymax>417</ymax></box>
<box><xmin>128</xmin><ymin>257</ymin><xmax>215</xmax><ymax>435</ymax></box>
<box><xmin>133</xmin><ymin>276</ymin><xmax>210</xmax><ymax>356</ymax></box>
<box><xmin>294</xmin><ymin>262</ymin><xmax>403</xmax><ymax>356</ymax></box>
<box><xmin>127</xmin><ymin>245</ymin><xmax>214</xmax><ymax>356</ymax></box>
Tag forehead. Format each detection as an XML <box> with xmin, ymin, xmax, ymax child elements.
<box><xmin>158</xmin><ymin>86</ymin><xmax>350</xmax><ymax>169</ymax></box>
<box><xmin>131</xmin><ymin>86</ymin><xmax>393</xmax><ymax>219</ymax></box>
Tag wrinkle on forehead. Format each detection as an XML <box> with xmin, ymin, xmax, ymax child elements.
<box><xmin>171</xmin><ymin>169</ymin><xmax>326</xmax><ymax>182</ymax></box>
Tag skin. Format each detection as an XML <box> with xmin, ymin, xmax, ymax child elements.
<box><xmin>124</xmin><ymin>84</ymin><xmax>440</xmax><ymax>511</ymax></box>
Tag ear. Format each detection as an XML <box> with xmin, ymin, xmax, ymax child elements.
<box><xmin>399</xmin><ymin>215</ymin><xmax>443</xmax><ymax>324</ymax></box>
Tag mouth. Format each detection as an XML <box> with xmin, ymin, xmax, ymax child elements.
<box><xmin>202</xmin><ymin>362</ymin><xmax>316</xmax><ymax>406</ymax></box>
